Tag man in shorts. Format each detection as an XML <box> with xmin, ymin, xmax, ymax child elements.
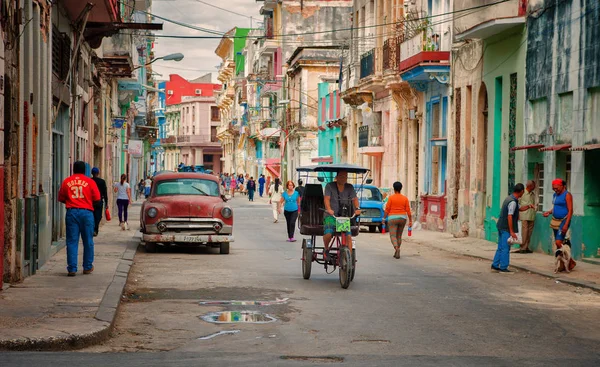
<box><xmin>323</xmin><ymin>170</ymin><xmax>361</xmax><ymax>259</ymax></box>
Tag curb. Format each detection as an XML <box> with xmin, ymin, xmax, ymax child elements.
<box><xmin>0</xmin><ymin>239</ymin><xmax>139</xmax><ymax>351</ymax></box>
<box><xmin>417</xmin><ymin>241</ymin><xmax>600</xmax><ymax>294</ymax></box>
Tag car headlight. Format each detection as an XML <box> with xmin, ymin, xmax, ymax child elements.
<box><xmin>221</xmin><ymin>207</ymin><xmax>233</xmax><ymax>219</ymax></box>
<box><xmin>147</xmin><ymin>207</ymin><xmax>158</xmax><ymax>218</ymax></box>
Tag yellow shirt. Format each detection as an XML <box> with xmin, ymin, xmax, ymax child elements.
<box><xmin>519</xmin><ymin>189</ymin><xmax>536</xmax><ymax>221</ymax></box>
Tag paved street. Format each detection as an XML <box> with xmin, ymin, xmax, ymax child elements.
<box><xmin>1</xmin><ymin>196</ymin><xmax>600</xmax><ymax>366</ymax></box>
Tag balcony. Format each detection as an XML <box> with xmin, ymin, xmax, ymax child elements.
<box><xmin>360</xmin><ymin>49</ymin><xmax>375</xmax><ymax>79</ymax></box>
<box><xmin>160</xmin><ymin>136</ymin><xmax>177</xmax><ymax>145</ymax></box>
<box><xmin>383</xmin><ymin>36</ymin><xmax>402</xmax><ymax>71</ymax></box>
<box><xmin>357</xmin><ymin>124</ymin><xmax>384</xmax><ymax>156</ymax></box>
<box><xmin>399</xmin><ymin>29</ymin><xmax>450</xmax><ymax>91</ymax></box>
<box><xmin>94</xmin><ymin>32</ymin><xmax>134</xmax><ymax>77</ymax></box>
<box><xmin>176</xmin><ymin>135</ymin><xmax>221</xmax><ymax>147</ymax></box>
<box><xmin>454</xmin><ymin>0</ymin><xmax>527</xmax><ymax>41</ymax></box>
<box><xmin>62</xmin><ymin>0</ymin><xmax>119</xmax><ymax>24</ymax></box>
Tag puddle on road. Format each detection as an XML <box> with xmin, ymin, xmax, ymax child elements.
<box><xmin>199</xmin><ymin>298</ymin><xmax>289</xmax><ymax>306</ymax></box>
<box><xmin>197</xmin><ymin>330</ymin><xmax>240</xmax><ymax>340</ymax></box>
<box><xmin>200</xmin><ymin>311</ymin><xmax>277</xmax><ymax>324</ymax></box>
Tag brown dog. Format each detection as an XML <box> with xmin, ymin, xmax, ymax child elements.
<box><xmin>554</xmin><ymin>240</ymin><xmax>576</xmax><ymax>273</ymax></box>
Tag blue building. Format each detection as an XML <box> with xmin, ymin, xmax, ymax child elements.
<box><xmin>152</xmin><ymin>81</ymin><xmax>167</xmax><ymax>173</ymax></box>
<box><xmin>317</xmin><ymin>82</ymin><xmax>344</xmax><ymax>165</ymax></box>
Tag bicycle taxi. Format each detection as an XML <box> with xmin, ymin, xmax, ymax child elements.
<box><xmin>296</xmin><ymin>163</ymin><xmax>370</xmax><ymax>289</ymax></box>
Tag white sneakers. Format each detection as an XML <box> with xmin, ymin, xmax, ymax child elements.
<box><xmin>120</xmin><ymin>222</ymin><xmax>129</xmax><ymax>231</ymax></box>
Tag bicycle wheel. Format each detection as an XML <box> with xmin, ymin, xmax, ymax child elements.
<box><xmin>302</xmin><ymin>239</ymin><xmax>312</xmax><ymax>280</ymax></box>
<box><xmin>339</xmin><ymin>247</ymin><xmax>352</xmax><ymax>289</ymax></box>
<box><xmin>350</xmin><ymin>248</ymin><xmax>356</xmax><ymax>282</ymax></box>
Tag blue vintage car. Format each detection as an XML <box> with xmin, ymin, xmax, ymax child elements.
<box><xmin>356</xmin><ymin>184</ymin><xmax>385</xmax><ymax>233</ymax></box>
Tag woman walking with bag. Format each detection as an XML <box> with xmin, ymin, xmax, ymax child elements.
<box><xmin>280</xmin><ymin>180</ymin><xmax>301</xmax><ymax>242</ymax></box>
<box><xmin>113</xmin><ymin>174</ymin><xmax>132</xmax><ymax>230</ymax></box>
<box><xmin>269</xmin><ymin>178</ymin><xmax>282</xmax><ymax>223</ymax></box>
<box><xmin>384</xmin><ymin>181</ymin><xmax>412</xmax><ymax>259</ymax></box>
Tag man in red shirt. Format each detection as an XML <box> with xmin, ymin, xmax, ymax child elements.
<box><xmin>58</xmin><ymin>161</ymin><xmax>101</xmax><ymax>276</ymax></box>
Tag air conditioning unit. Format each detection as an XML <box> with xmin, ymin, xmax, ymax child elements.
<box><xmin>167</xmin><ymin>90</ymin><xmax>174</xmax><ymax>95</ymax></box>
<box><xmin>195</xmin><ymin>89</ymin><xmax>202</xmax><ymax>95</ymax></box>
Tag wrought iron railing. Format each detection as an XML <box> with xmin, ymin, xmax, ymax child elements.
<box><xmin>383</xmin><ymin>36</ymin><xmax>402</xmax><ymax>71</ymax></box>
<box><xmin>358</xmin><ymin>126</ymin><xmax>369</xmax><ymax>148</ymax></box>
<box><xmin>360</xmin><ymin>49</ymin><xmax>375</xmax><ymax>79</ymax></box>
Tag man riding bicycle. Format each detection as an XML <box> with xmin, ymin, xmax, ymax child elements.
<box><xmin>323</xmin><ymin>170</ymin><xmax>361</xmax><ymax>259</ymax></box>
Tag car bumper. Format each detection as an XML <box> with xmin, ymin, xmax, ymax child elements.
<box><xmin>143</xmin><ymin>234</ymin><xmax>234</xmax><ymax>243</ymax></box>
<box><xmin>359</xmin><ymin>218</ymin><xmax>383</xmax><ymax>224</ymax></box>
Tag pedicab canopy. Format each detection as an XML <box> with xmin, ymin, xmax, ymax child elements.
<box><xmin>296</xmin><ymin>163</ymin><xmax>370</xmax><ymax>174</ymax></box>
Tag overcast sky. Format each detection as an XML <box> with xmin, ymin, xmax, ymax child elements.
<box><xmin>151</xmin><ymin>0</ymin><xmax>263</xmax><ymax>82</ymax></box>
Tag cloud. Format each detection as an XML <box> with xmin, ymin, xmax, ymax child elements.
<box><xmin>151</xmin><ymin>0</ymin><xmax>263</xmax><ymax>81</ymax></box>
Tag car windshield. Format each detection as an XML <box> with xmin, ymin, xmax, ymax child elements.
<box><xmin>155</xmin><ymin>179</ymin><xmax>220</xmax><ymax>197</ymax></box>
<box><xmin>357</xmin><ymin>187</ymin><xmax>383</xmax><ymax>201</ymax></box>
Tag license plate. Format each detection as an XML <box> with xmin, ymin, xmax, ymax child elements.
<box><xmin>183</xmin><ymin>236</ymin><xmax>206</xmax><ymax>242</ymax></box>
<box><xmin>361</xmin><ymin>218</ymin><xmax>373</xmax><ymax>222</ymax></box>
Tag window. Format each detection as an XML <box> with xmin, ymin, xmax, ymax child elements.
<box><xmin>533</xmin><ymin>162</ymin><xmax>545</xmax><ymax>211</ymax></box>
<box><xmin>192</xmin><ymin>106</ymin><xmax>195</xmax><ymax>122</ymax></box>
<box><xmin>530</xmin><ymin>98</ymin><xmax>548</xmax><ymax>133</ymax></box>
<box><xmin>586</xmin><ymin>87</ymin><xmax>600</xmax><ymax>137</ymax></box>
<box><xmin>557</xmin><ymin>92</ymin><xmax>573</xmax><ymax>141</ymax></box>
<box><xmin>203</xmin><ymin>154</ymin><xmax>213</xmax><ymax>163</ymax></box>
<box><xmin>211</xmin><ymin>106</ymin><xmax>220</xmax><ymax>121</ymax></box>
<box><xmin>427</xmin><ymin>97</ymin><xmax>448</xmax><ymax>195</ymax></box>
<box><xmin>566</xmin><ymin>153</ymin><xmax>571</xmax><ymax>191</ymax></box>
<box><xmin>192</xmin><ymin>125</ymin><xmax>195</xmax><ymax>135</ymax></box>
<box><xmin>211</xmin><ymin>126</ymin><xmax>218</xmax><ymax>142</ymax></box>
<box><xmin>155</xmin><ymin>179</ymin><xmax>220</xmax><ymax>197</ymax></box>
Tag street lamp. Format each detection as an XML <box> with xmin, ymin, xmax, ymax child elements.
<box><xmin>133</xmin><ymin>53</ymin><xmax>184</xmax><ymax>70</ymax></box>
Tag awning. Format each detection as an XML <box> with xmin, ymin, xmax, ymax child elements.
<box><xmin>539</xmin><ymin>144</ymin><xmax>571</xmax><ymax>152</ymax></box>
<box><xmin>511</xmin><ymin>144</ymin><xmax>544</xmax><ymax>151</ymax></box>
<box><xmin>569</xmin><ymin>143</ymin><xmax>600</xmax><ymax>151</ymax></box>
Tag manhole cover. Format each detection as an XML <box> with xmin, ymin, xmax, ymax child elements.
<box><xmin>200</xmin><ymin>311</ymin><xmax>277</xmax><ymax>324</ymax></box>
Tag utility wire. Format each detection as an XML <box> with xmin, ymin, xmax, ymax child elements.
<box><xmin>193</xmin><ymin>0</ymin><xmax>254</xmax><ymax>20</ymax></box>
<box><xmin>118</xmin><ymin>0</ymin><xmax>226</xmax><ymax>36</ymax></box>
<box><xmin>121</xmin><ymin>0</ymin><xmax>509</xmax><ymax>40</ymax></box>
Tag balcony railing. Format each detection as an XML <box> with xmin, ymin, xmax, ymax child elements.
<box><xmin>358</xmin><ymin>126</ymin><xmax>369</xmax><ymax>148</ymax></box>
<box><xmin>399</xmin><ymin>29</ymin><xmax>450</xmax><ymax>73</ymax></box>
<box><xmin>176</xmin><ymin>135</ymin><xmax>215</xmax><ymax>144</ymax></box>
<box><xmin>360</xmin><ymin>49</ymin><xmax>375</xmax><ymax>79</ymax></box>
<box><xmin>358</xmin><ymin>122</ymin><xmax>383</xmax><ymax>148</ymax></box>
<box><xmin>383</xmin><ymin>36</ymin><xmax>402</xmax><ymax>71</ymax></box>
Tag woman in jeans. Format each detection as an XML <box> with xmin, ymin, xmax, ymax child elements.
<box><xmin>280</xmin><ymin>180</ymin><xmax>301</xmax><ymax>242</ymax></box>
<box><xmin>269</xmin><ymin>178</ymin><xmax>282</xmax><ymax>223</ymax></box>
<box><xmin>113</xmin><ymin>174</ymin><xmax>132</xmax><ymax>230</ymax></box>
<box><xmin>384</xmin><ymin>181</ymin><xmax>412</xmax><ymax>259</ymax></box>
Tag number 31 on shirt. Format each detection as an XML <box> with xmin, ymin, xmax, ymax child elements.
<box><xmin>71</xmin><ymin>186</ymin><xmax>85</xmax><ymax>199</ymax></box>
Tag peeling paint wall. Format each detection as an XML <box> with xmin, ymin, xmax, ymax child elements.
<box><xmin>280</xmin><ymin>1</ymin><xmax>352</xmax><ymax>62</ymax></box>
<box><xmin>524</xmin><ymin>0</ymin><xmax>600</xmax><ymax>259</ymax></box>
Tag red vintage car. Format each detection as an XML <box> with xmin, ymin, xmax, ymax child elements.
<box><xmin>140</xmin><ymin>172</ymin><xmax>234</xmax><ymax>254</ymax></box>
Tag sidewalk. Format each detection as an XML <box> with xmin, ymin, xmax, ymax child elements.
<box><xmin>408</xmin><ymin>229</ymin><xmax>600</xmax><ymax>292</ymax></box>
<box><xmin>0</xmin><ymin>202</ymin><xmax>142</xmax><ymax>350</ymax></box>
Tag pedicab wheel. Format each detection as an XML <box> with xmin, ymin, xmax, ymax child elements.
<box><xmin>339</xmin><ymin>247</ymin><xmax>352</xmax><ymax>289</ymax></box>
<box><xmin>350</xmin><ymin>249</ymin><xmax>356</xmax><ymax>282</ymax></box>
<box><xmin>145</xmin><ymin>241</ymin><xmax>157</xmax><ymax>253</ymax></box>
<box><xmin>302</xmin><ymin>239</ymin><xmax>312</xmax><ymax>280</ymax></box>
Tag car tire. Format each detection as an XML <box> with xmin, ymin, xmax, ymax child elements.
<box><xmin>220</xmin><ymin>242</ymin><xmax>230</xmax><ymax>255</ymax></box>
<box><xmin>369</xmin><ymin>226</ymin><xmax>376</xmax><ymax>233</ymax></box>
<box><xmin>145</xmin><ymin>241</ymin><xmax>157</xmax><ymax>253</ymax></box>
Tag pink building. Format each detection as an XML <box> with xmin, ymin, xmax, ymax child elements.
<box><xmin>177</xmin><ymin>95</ymin><xmax>222</xmax><ymax>173</ymax></box>
<box><xmin>164</xmin><ymin>74</ymin><xmax>223</xmax><ymax>173</ymax></box>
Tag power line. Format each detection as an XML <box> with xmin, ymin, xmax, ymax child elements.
<box><xmin>118</xmin><ymin>0</ymin><xmax>226</xmax><ymax>36</ymax></box>
<box><xmin>193</xmin><ymin>0</ymin><xmax>254</xmax><ymax>20</ymax></box>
